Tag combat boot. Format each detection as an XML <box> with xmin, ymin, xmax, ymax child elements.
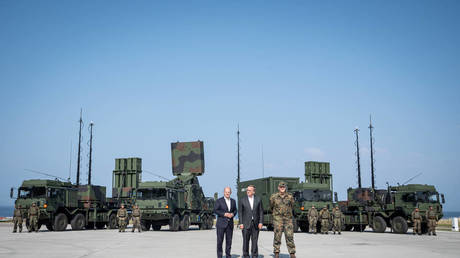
<box><xmin>13</xmin><ymin>230</ymin><xmax>16</xmax><ymax>233</ymax></box>
<box><xmin>433</xmin><ymin>232</ymin><xmax>437</xmax><ymax>236</ymax></box>
<box><xmin>339</xmin><ymin>232</ymin><xmax>341</xmax><ymax>235</ymax></box>
<box><xmin>274</xmin><ymin>252</ymin><xmax>279</xmax><ymax>258</ymax></box>
<box><xmin>333</xmin><ymin>231</ymin><xmax>336</xmax><ymax>234</ymax></box>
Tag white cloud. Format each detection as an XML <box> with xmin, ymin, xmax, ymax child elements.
<box><xmin>304</xmin><ymin>147</ymin><xmax>325</xmax><ymax>160</ymax></box>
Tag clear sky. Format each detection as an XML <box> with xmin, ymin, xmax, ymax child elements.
<box><xmin>1</xmin><ymin>1</ymin><xmax>459</xmax><ymax>211</ymax></box>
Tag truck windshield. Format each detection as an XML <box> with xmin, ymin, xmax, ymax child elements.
<box><xmin>295</xmin><ymin>189</ymin><xmax>332</xmax><ymax>202</ymax></box>
<box><xmin>137</xmin><ymin>188</ymin><xmax>166</xmax><ymax>199</ymax></box>
<box><xmin>19</xmin><ymin>187</ymin><xmax>46</xmax><ymax>198</ymax></box>
<box><xmin>416</xmin><ymin>192</ymin><xmax>439</xmax><ymax>203</ymax></box>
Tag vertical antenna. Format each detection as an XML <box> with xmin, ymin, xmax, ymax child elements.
<box><xmin>354</xmin><ymin>127</ymin><xmax>362</xmax><ymax>188</ymax></box>
<box><xmin>68</xmin><ymin>141</ymin><xmax>72</xmax><ymax>182</ymax></box>
<box><xmin>369</xmin><ymin>115</ymin><xmax>375</xmax><ymax>190</ymax></box>
<box><xmin>261</xmin><ymin>144</ymin><xmax>265</xmax><ymax>178</ymax></box>
<box><xmin>76</xmin><ymin>109</ymin><xmax>83</xmax><ymax>187</ymax></box>
<box><xmin>237</xmin><ymin>124</ymin><xmax>240</xmax><ymax>187</ymax></box>
<box><xmin>88</xmin><ymin>121</ymin><xmax>94</xmax><ymax>185</ymax></box>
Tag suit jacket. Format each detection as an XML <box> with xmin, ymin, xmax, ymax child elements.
<box><xmin>238</xmin><ymin>195</ymin><xmax>264</xmax><ymax>229</ymax></box>
<box><xmin>214</xmin><ymin>197</ymin><xmax>237</xmax><ymax>228</ymax></box>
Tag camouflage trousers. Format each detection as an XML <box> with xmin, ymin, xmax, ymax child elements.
<box><xmin>29</xmin><ymin>216</ymin><xmax>38</xmax><ymax>232</ymax></box>
<box><xmin>132</xmin><ymin>217</ymin><xmax>141</xmax><ymax>232</ymax></box>
<box><xmin>333</xmin><ymin>219</ymin><xmax>342</xmax><ymax>233</ymax></box>
<box><xmin>118</xmin><ymin>217</ymin><xmax>127</xmax><ymax>232</ymax></box>
<box><xmin>308</xmin><ymin>217</ymin><xmax>317</xmax><ymax>233</ymax></box>
<box><xmin>321</xmin><ymin>219</ymin><xmax>329</xmax><ymax>233</ymax></box>
<box><xmin>273</xmin><ymin>216</ymin><xmax>296</xmax><ymax>254</ymax></box>
<box><xmin>428</xmin><ymin>219</ymin><xmax>437</xmax><ymax>234</ymax></box>
<box><xmin>13</xmin><ymin>217</ymin><xmax>23</xmax><ymax>232</ymax></box>
<box><xmin>413</xmin><ymin>219</ymin><xmax>421</xmax><ymax>234</ymax></box>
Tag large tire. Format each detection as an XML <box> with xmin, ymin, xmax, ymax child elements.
<box><xmin>392</xmin><ymin>216</ymin><xmax>408</xmax><ymax>234</ymax></box>
<box><xmin>152</xmin><ymin>225</ymin><xmax>162</xmax><ymax>231</ymax></box>
<box><xmin>71</xmin><ymin>214</ymin><xmax>86</xmax><ymax>230</ymax></box>
<box><xmin>108</xmin><ymin>213</ymin><xmax>118</xmax><ymax>229</ymax></box>
<box><xmin>180</xmin><ymin>214</ymin><xmax>190</xmax><ymax>231</ymax></box>
<box><xmin>54</xmin><ymin>213</ymin><xmax>68</xmax><ymax>231</ymax></box>
<box><xmin>96</xmin><ymin>222</ymin><xmax>106</xmax><ymax>229</ymax></box>
<box><xmin>169</xmin><ymin>214</ymin><xmax>180</xmax><ymax>231</ymax></box>
<box><xmin>299</xmin><ymin>222</ymin><xmax>308</xmax><ymax>232</ymax></box>
<box><xmin>141</xmin><ymin>220</ymin><xmax>151</xmax><ymax>231</ymax></box>
<box><xmin>372</xmin><ymin>216</ymin><xmax>387</xmax><ymax>233</ymax></box>
<box><xmin>344</xmin><ymin>225</ymin><xmax>354</xmax><ymax>231</ymax></box>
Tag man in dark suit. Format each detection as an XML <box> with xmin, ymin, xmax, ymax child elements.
<box><xmin>238</xmin><ymin>185</ymin><xmax>264</xmax><ymax>258</ymax></box>
<box><xmin>214</xmin><ymin>186</ymin><xmax>238</xmax><ymax>258</ymax></box>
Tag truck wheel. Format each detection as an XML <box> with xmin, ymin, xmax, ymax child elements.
<box><xmin>299</xmin><ymin>222</ymin><xmax>308</xmax><ymax>232</ymax></box>
<box><xmin>71</xmin><ymin>214</ymin><xmax>86</xmax><ymax>230</ymax></box>
<box><xmin>344</xmin><ymin>225</ymin><xmax>353</xmax><ymax>231</ymax></box>
<box><xmin>169</xmin><ymin>214</ymin><xmax>180</xmax><ymax>231</ymax></box>
<box><xmin>199</xmin><ymin>215</ymin><xmax>208</xmax><ymax>230</ymax></box>
<box><xmin>54</xmin><ymin>213</ymin><xmax>68</xmax><ymax>231</ymax></box>
<box><xmin>152</xmin><ymin>225</ymin><xmax>162</xmax><ymax>231</ymax></box>
<box><xmin>372</xmin><ymin>216</ymin><xmax>387</xmax><ymax>233</ymax></box>
<box><xmin>96</xmin><ymin>222</ymin><xmax>106</xmax><ymax>229</ymax></box>
<box><xmin>108</xmin><ymin>213</ymin><xmax>118</xmax><ymax>229</ymax></box>
<box><xmin>392</xmin><ymin>216</ymin><xmax>408</xmax><ymax>234</ymax></box>
<box><xmin>46</xmin><ymin>223</ymin><xmax>54</xmax><ymax>231</ymax></box>
<box><xmin>180</xmin><ymin>214</ymin><xmax>190</xmax><ymax>231</ymax></box>
<box><xmin>141</xmin><ymin>220</ymin><xmax>151</xmax><ymax>231</ymax></box>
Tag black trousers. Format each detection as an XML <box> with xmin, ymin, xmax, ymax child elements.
<box><xmin>217</xmin><ymin>224</ymin><xmax>234</xmax><ymax>257</ymax></box>
<box><xmin>242</xmin><ymin>221</ymin><xmax>259</xmax><ymax>257</ymax></box>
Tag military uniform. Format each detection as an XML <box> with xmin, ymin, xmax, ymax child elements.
<box><xmin>13</xmin><ymin>206</ymin><xmax>24</xmax><ymax>233</ymax></box>
<box><xmin>319</xmin><ymin>207</ymin><xmax>330</xmax><ymax>234</ymax></box>
<box><xmin>426</xmin><ymin>208</ymin><xmax>438</xmax><ymax>236</ymax></box>
<box><xmin>28</xmin><ymin>204</ymin><xmax>40</xmax><ymax>233</ymax></box>
<box><xmin>332</xmin><ymin>208</ymin><xmax>343</xmax><ymax>234</ymax></box>
<box><xmin>307</xmin><ymin>207</ymin><xmax>318</xmax><ymax>233</ymax></box>
<box><xmin>131</xmin><ymin>206</ymin><xmax>142</xmax><ymax>233</ymax></box>
<box><xmin>411</xmin><ymin>209</ymin><xmax>422</xmax><ymax>235</ymax></box>
<box><xmin>270</xmin><ymin>182</ymin><xmax>296</xmax><ymax>257</ymax></box>
<box><xmin>117</xmin><ymin>207</ymin><xmax>128</xmax><ymax>232</ymax></box>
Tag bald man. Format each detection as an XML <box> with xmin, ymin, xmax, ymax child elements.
<box><xmin>214</xmin><ymin>187</ymin><xmax>238</xmax><ymax>258</ymax></box>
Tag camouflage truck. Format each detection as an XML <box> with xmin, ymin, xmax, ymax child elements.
<box><xmin>135</xmin><ymin>141</ymin><xmax>214</xmax><ymax>231</ymax></box>
<box><xmin>237</xmin><ymin>161</ymin><xmax>337</xmax><ymax>232</ymax></box>
<box><xmin>340</xmin><ymin>184</ymin><xmax>445</xmax><ymax>233</ymax></box>
<box><xmin>10</xmin><ymin>180</ymin><xmax>120</xmax><ymax>231</ymax></box>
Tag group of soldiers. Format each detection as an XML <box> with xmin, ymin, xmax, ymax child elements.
<box><xmin>411</xmin><ymin>206</ymin><xmax>438</xmax><ymax>236</ymax></box>
<box><xmin>12</xmin><ymin>203</ymin><xmax>40</xmax><ymax>233</ymax></box>
<box><xmin>116</xmin><ymin>204</ymin><xmax>142</xmax><ymax>233</ymax></box>
<box><xmin>307</xmin><ymin>205</ymin><xmax>343</xmax><ymax>235</ymax></box>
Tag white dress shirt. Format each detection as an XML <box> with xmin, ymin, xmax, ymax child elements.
<box><xmin>248</xmin><ymin>196</ymin><xmax>254</xmax><ymax>210</ymax></box>
<box><xmin>224</xmin><ymin>197</ymin><xmax>231</xmax><ymax>212</ymax></box>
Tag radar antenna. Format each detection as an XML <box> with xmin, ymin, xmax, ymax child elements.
<box><xmin>354</xmin><ymin>127</ymin><xmax>362</xmax><ymax>188</ymax></box>
<box><xmin>76</xmin><ymin>109</ymin><xmax>83</xmax><ymax>187</ymax></box>
<box><xmin>369</xmin><ymin>115</ymin><xmax>376</xmax><ymax>190</ymax></box>
<box><xmin>88</xmin><ymin>121</ymin><xmax>94</xmax><ymax>185</ymax></box>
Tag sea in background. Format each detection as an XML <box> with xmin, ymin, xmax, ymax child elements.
<box><xmin>0</xmin><ymin>205</ymin><xmax>459</xmax><ymax>218</ymax></box>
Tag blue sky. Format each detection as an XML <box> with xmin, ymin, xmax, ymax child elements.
<box><xmin>1</xmin><ymin>1</ymin><xmax>459</xmax><ymax>210</ymax></box>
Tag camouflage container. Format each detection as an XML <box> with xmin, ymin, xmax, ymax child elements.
<box><xmin>171</xmin><ymin>141</ymin><xmax>205</xmax><ymax>176</ymax></box>
<box><xmin>77</xmin><ymin>185</ymin><xmax>106</xmax><ymax>202</ymax></box>
<box><xmin>305</xmin><ymin>161</ymin><xmax>331</xmax><ymax>188</ymax></box>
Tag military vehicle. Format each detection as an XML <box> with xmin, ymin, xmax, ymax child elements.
<box><xmin>340</xmin><ymin>184</ymin><xmax>445</xmax><ymax>233</ymax></box>
<box><xmin>135</xmin><ymin>141</ymin><xmax>215</xmax><ymax>231</ymax></box>
<box><xmin>112</xmin><ymin>157</ymin><xmax>142</xmax><ymax>208</ymax></box>
<box><xmin>237</xmin><ymin>161</ymin><xmax>337</xmax><ymax>232</ymax></box>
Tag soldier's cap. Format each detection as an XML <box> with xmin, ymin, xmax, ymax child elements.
<box><xmin>278</xmin><ymin>182</ymin><xmax>287</xmax><ymax>187</ymax></box>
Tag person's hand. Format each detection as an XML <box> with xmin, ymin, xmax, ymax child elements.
<box><xmin>224</xmin><ymin>213</ymin><xmax>229</xmax><ymax>218</ymax></box>
<box><xmin>228</xmin><ymin>213</ymin><xmax>234</xmax><ymax>218</ymax></box>
<box><xmin>240</xmin><ymin>224</ymin><xmax>244</xmax><ymax>229</ymax></box>
<box><xmin>258</xmin><ymin>223</ymin><xmax>263</xmax><ymax>229</ymax></box>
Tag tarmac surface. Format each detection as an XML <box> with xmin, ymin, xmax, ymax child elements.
<box><xmin>0</xmin><ymin>223</ymin><xmax>459</xmax><ymax>258</ymax></box>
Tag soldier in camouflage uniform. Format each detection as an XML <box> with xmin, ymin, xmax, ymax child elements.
<box><xmin>319</xmin><ymin>207</ymin><xmax>330</xmax><ymax>234</ymax></box>
<box><xmin>131</xmin><ymin>205</ymin><xmax>142</xmax><ymax>233</ymax></box>
<box><xmin>28</xmin><ymin>203</ymin><xmax>40</xmax><ymax>233</ymax></box>
<box><xmin>426</xmin><ymin>206</ymin><xmax>438</xmax><ymax>236</ymax></box>
<box><xmin>411</xmin><ymin>207</ymin><xmax>422</xmax><ymax>235</ymax></box>
<box><xmin>13</xmin><ymin>204</ymin><xmax>24</xmax><ymax>233</ymax></box>
<box><xmin>332</xmin><ymin>206</ymin><xmax>343</xmax><ymax>235</ymax></box>
<box><xmin>117</xmin><ymin>204</ymin><xmax>128</xmax><ymax>232</ymax></box>
<box><xmin>307</xmin><ymin>205</ymin><xmax>318</xmax><ymax>234</ymax></box>
<box><xmin>270</xmin><ymin>182</ymin><xmax>296</xmax><ymax>258</ymax></box>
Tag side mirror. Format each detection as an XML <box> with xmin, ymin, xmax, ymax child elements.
<box><xmin>441</xmin><ymin>194</ymin><xmax>445</xmax><ymax>204</ymax></box>
<box><xmin>10</xmin><ymin>188</ymin><xmax>13</xmax><ymax>199</ymax></box>
<box><xmin>334</xmin><ymin>192</ymin><xmax>338</xmax><ymax>202</ymax></box>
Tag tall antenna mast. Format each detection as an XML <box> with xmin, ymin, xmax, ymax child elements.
<box><xmin>76</xmin><ymin>109</ymin><xmax>83</xmax><ymax>187</ymax></box>
<box><xmin>88</xmin><ymin>121</ymin><xmax>94</xmax><ymax>185</ymax></box>
<box><xmin>237</xmin><ymin>124</ymin><xmax>240</xmax><ymax>186</ymax></box>
<box><xmin>354</xmin><ymin>127</ymin><xmax>362</xmax><ymax>188</ymax></box>
<box><xmin>369</xmin><ymin>115</ymin><xmax>376</xmax><ymax>190</ymax></box>
<box><xmin>68</xmin><ymin>141</ymin><xmax>72</xmax><ymax>182</ymax></box>
<box><xmin>261</xmin><ymin>144</ymin><xmax>265</xmax><ymax>178</ymax></box>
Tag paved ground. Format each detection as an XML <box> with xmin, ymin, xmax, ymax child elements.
<box><xmin>0</xmin><ymin>223</ymin><xmax>459</xmax><ymax>258</ymax></box>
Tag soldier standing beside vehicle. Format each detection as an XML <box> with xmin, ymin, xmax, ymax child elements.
<box><xmin>270</xmin><ymin>182</ymin><xmax>296</xmax><ymax>258</ymax></box>
<box><xmin>28</xmin><ymin>203</ymin><xmax>40</xmax><ymax>233</ymax></box>
<box><xmin>307</xmin><ymin>205</ymin><xmax>318</xmax><ymax>234</ymax></box>
<box><xmin>319</xmin><ymin>207</ymin><xmax>330</xmax><ymax>234</ymax></box>
<box><xmin>332</xmin><ymin>206</ymin><xmax>343</xmax><ymax>235</ymax></box>
<box><xmin>426</xmin><ymin>206</ymin><xmax>438</xmax><ymax>236</ymax></box>
<box><xmin>131</xmin><ymin>205</ymin><xmax>142</xmax><ymax>233</ymax></box>
<box><xmin>12</xmin><ymin>204</ymin><xmax>24</xmax><ymax>233</ymax></box>
<box><xmin>117</xmin><ymin>204</ymin><xmax>128</xmax><ymax>232</ymax></box>
<box><xmin>411</xmin><ymin>207</ymin><xmax>422</xmax><ymax>235</ymax></box>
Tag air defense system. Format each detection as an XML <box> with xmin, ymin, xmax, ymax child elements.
<box><xmin>135</xmin><ymin>141</ymin><xmax>215</xmax><ymax>231</ymax></box>
<box><xmin>237</xmin><ymin>161</ymin><xmax>337</xmax><ymax>232</ymax></box>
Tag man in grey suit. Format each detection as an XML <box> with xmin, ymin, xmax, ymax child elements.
<box><xmin>238</xmin><ymin>185</ymin><xmax>264</xmax><ymax>258</ymax></box>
